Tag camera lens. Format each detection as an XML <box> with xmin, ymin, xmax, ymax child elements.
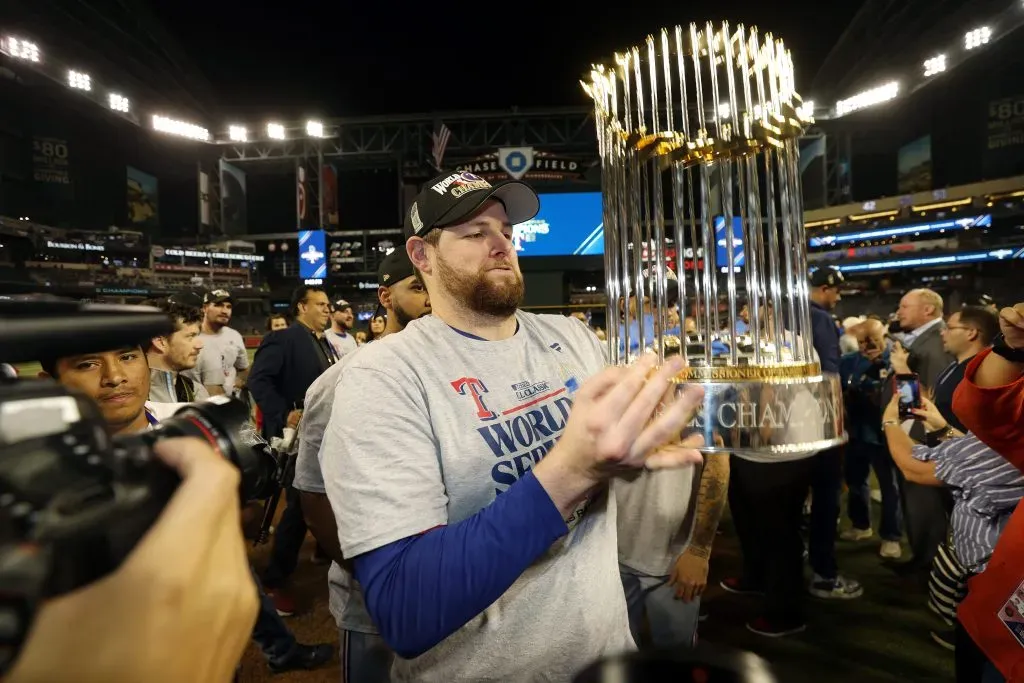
<box><xmin>150</xmin><ymin>397</ymin><xmax>277</xmax><ymax>501</ymax></box>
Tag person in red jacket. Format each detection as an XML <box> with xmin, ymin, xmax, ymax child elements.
<box><xmin>952</xmin><ymin>301</ymin><xmax>1024</xmax><ymax>683</ymax></box>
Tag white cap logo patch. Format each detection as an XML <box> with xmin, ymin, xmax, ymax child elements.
<box><xmin>410</xmin><ymin>202</ymin><xmax>423</xmax><ymax>232</ymax></box>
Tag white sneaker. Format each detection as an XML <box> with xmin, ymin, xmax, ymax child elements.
<box><xmin>880</xmin><ymin>541</ymin><xmax>902</xmax><ymax>559</ymax></box>
<box><xmin>840</xmin><ymin>527</ymin><xmax>873</xmax><ymax>541</ymax></box>
<box><xmin>809</xmin><ymin>574</ymin><xmax>864</xmax><ymax>600</ymax></box>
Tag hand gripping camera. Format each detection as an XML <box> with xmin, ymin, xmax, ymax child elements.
<box><xmin>0</xmin><ymin>299</ymin><xmax>291</xmax><ymax>672</ymax></box>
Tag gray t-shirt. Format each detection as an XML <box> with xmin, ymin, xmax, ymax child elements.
<box><xmin>183</xmin><ymin>326</ymin><xmax>249</xmax><ymax>396</ymax></box>
<box><xmin>321</xmin><ymin>312</ymin><xmax>634</xmax><ymax>683</ymax></box>
<box><xmin>292</xmin><ymin>350</ymin><xmax>376</xmax><ymax>634</ymax></box>
<box><xmin>325</xmin><ymin>328</ymin><xmax>358</xmax><ymax>359</ymax></box>
<box><xmin>614</xmin><ymin>464</ymin><xmax>699</xmax><ymax>577</ymax></box>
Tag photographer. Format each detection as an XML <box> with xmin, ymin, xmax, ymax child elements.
<box><xmin>882</xmin><ymin>394</ymin><xmax>1023</xmax><ymax>657</ymax></box>
<box><xmin>248</xmin><ymin>284</ymin><xmax>336</xmax><ymax>613</ymax></box>
<box><xmin>5</xmin><ymin>346</ymin><xmax>257</xmax><ymax>681</ymax></box>
<box><xmin>37</xmin><ymin>346</ymin><xmax>332</xmax><ymax>675</ymax></box>
<box><xmin>6</xmin><ymin>436</ymin><xmax>258</xmax><ymax>683</ymax></box>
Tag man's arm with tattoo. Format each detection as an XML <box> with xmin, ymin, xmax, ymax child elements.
<box><xmin>668</xmin><ymin>453</ymin><xmax>731</xmax><ymax>601</ymax></box>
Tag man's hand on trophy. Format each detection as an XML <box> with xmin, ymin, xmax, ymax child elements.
<box><xmin>552</xmin><ymin>353</ymin><xmax>704</xmax><ymax>478</ymax></box>
<box><xmin>533</xmin><ymin>353</ymin><xmax>705</xmax><ymax>516</ymax></box>
<box><xmin>998</xmin><ymin>302</ymin><xmax>1024</xmax><ymax>349</ymax></box>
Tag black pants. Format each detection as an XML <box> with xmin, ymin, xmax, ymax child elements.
<box><xmin>262</xmin><ymin>486</ymin><xmax>308</xmax><ymax>589</ymax></box>
<box><xmin>729</xmin><ymin>454</ymin><xmax>816</xmax><ymax>625</ymax></box>
<box><xmin>809</xmin><ymin>446</ymin><xmax>844</xmax><ymax>580</ymax></box>
<box><xmin>896</xmin><ymin>469</ymin><xmax>950</xmax><ymax>569</ymax></box>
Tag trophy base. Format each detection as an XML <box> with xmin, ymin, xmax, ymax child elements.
<box><xmin>678</xmin><ymin>370</ymin><xmax>847</xmax><ymax>461</ymax></box>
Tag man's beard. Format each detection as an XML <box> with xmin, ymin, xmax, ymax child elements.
<box><xmin>392</xmin><ymin>302</ymin><xmax>427</xmax><ymax>328</ymax></box>
<box><xmin>436</xmin><ymin>253</ymin><xmax>524</xmax><ymax>318</ymax></box>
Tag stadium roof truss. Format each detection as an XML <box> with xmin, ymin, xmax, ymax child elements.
<box><xmin>217</xmin><ymin>107</ymin><xmax>597</xmax><ymax>165</ymax></box>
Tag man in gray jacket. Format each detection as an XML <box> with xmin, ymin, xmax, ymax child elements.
<box><xmin>888</xmin><ymin>288</ymin><xmax>955</xmax><ymax>576</ymax></box>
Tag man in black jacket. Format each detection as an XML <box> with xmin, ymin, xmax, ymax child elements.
<box><xmin>807</xmin><ymin>267</ymin><xmax>863</xmax><ymax>600</ymax></box>
<box><xmin>249</xmin><ymin>285</ymin><xmax>335</xmax><ymax>440</ymax></box>
<box><xmin>248</xmin><ymin>284</ymin><xmax>335</xmax><ymax>614</ymax></box>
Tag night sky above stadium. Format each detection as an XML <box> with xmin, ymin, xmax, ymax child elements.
<box><xmin>150</xmin><ymin>0</ymin><xmax>864</xmax><ymax>117</ymax></box>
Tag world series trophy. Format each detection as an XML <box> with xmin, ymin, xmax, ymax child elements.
<box><xmin>583</xmin><ymin>22</ymin><xmax>845</xmax><ymax>457</ymax></box>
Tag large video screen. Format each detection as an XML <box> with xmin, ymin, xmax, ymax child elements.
<box><xmin>513</xmin><ymin>192</ymin><xmax>603</xmax><ymax>256</ymax></box>
<box><xmin>714</xmin><ymin>216</ymin><xmax>745</xmax><ymax>272</ymax></box>
<box><xmin>298</xmin><ymin>230</ymin><xmax>327</xmax><ymax>279</ymax></box>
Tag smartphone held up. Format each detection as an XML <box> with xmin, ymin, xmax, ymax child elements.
<box><xmin>894</xmin><ymin>373</ymin><xmax>923</xmax><ymax>421</ymax></box>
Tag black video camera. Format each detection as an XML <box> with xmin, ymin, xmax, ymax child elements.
<box><xmin>0</xmin><ymin>299</ymin><xmax>289</xmax><ymax>672</ymax></box>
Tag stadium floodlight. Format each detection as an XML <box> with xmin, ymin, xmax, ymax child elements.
<box><xmin>716</xmin><ymin>102</ymin><xmax>731</xmax><ymax>120</ymax></box>
<box><xmin>152</xmin><ymin>114</ymin><xmax>210</xmax><ymax>142</ymax></box>
<box><xmin>67</xmin><ymin>70</ymin><xmax>91</xmax><ymax>91</ymax></box>
<box><xmin>108</xmin><ymin>93</ymin><xmax>130</xmax><ymax>113</ymax></box>
<box><xmin>965</xmin><ymin>27</ymin><xmax>991</xmax><ymax>50</ymax></box>
<box><xmin>835</xmin><ymin>81</ymin><xmax>899</xmax><ymax>117</ymax></box>
<box><xmin>2</xmin><ymin>36</ymin><xmax>40</xmax><ymax>62</ymax></box>
<box><xmin>306</xmin><ymin>120</ymin><xmax>325</xmax><ymax>137</ymax></box>
<box><xmin>923</xmin><ymin>55</ymin><xmax>946</xmax><ymax>77</ymax></box>
<box><xmin>228</xmin><ymin>125</ymin><xmax>248</xmax><ymax>142</ymax></box>
<box><xmin>267</xmin><ymin>123</ymin><xmax>286</xmax><ymax>140</ymax></box>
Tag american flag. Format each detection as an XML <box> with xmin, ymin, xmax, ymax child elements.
<box><xmin>431</xmin><ymin>122</ymin><xmax>451</xmax><ymax>169</ymax></box>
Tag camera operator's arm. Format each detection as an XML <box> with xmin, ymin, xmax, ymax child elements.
<box><xmin>8</xmin><ymin>437</ymin><xmax>258</xmax><ymax>683</ymax></box>
<box><xmin>247</xmin><ymin>333</ymin><xmax>289</xmax><ymax>438</ymax></box>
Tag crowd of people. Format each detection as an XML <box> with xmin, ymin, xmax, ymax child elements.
<box><xmin>7</xmin><ymin>170</ymin><xmax>1024</xmax><ymax>683</ymax></box>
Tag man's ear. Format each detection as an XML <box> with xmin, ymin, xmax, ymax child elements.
<box><xmin>151</xmin><ymin>336</ymin><xmax>169</xmax><ymax>354</ymax></box>
<box><xmin>407</xmin><ymin>237</ymin><xmax>431</xmax><ymax>275</ymax></box>
<box><xmin>378</xmin><ymin>285</ymin><xmax>392</xmax><ymax>311</ymax></box>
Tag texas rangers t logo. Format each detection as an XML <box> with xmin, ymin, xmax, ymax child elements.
<box><xmin>451</xmin><ymin>377</ymin><xmax>498</xmax><ymax>421</ymax></box>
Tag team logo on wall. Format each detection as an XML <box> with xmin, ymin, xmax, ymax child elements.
<box><xmin>499</xmin><ymin>147</ymin><xmax>535</xmax><ymax>180</ymax></box>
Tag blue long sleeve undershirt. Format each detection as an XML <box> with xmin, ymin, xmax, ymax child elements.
<box><xmin>352</xmin><ymin>471</ymin><xmax>570</xmax><ymax>660</ymax></box>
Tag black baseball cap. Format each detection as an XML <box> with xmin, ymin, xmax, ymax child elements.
<box><xmin>642</xmin><ymin>266</ymin><xmax>680</xmax><ymax>307</ymax></box>
<box><xmin>168</xmin><ymin>290</ymin><xmax>204</xmax><ymax>308</ymax></box>
<box><xmin>204</xmin><ymin>288</ymin><xmax>232</xmax><ymax>304</ymax></box>
<box><xmin>975</xmin><ymin>294</ymin><xmax>995</xmax><ymax>307</ymax></box>
<box><xmin>378</xmin><ymin>248</ymin><xmax>416</xmax><ymax>287</ymax></box>
<box><xmin>405</xmin><ymin>170</ymin><xmax>540</xmax><ymax>237</ymax></box>
<box><xmin>809</xmin><ymin>267</ymin><xmax>844</xmax><ymax>288</ymax></box>
<box><xmin>331</xmin><ymin>299</ymin><xmax>352</xmax><ymax>312</ymax></box>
